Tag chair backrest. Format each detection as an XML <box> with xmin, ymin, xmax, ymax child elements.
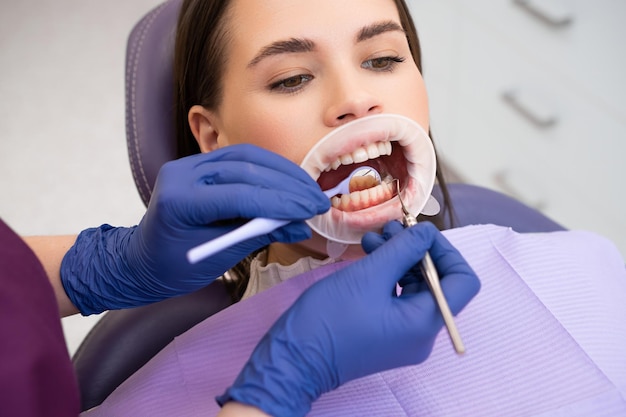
<box><xmin>125</xmin><ymin>0</ymin><xmax>181</xmax><ymax>207</ymax></box>
<box><xmin>433</xmin><ymin>183</ymin><xmax>564</xmax><ymax>233</ymax></box>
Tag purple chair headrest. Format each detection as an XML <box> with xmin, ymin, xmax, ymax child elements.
<box><xmin>125</xmin><ymin>0</ymin><xmax>182</xmax><ymax>207</ymax></box>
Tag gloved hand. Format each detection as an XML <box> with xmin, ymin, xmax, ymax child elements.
<box><xmin>61</xmin><ymin>144</ymin><xmax>330</xmax><ymax>315</ymax></box>
<box><xmin>217</xmin><ymin>221</ymin><xmax>481</xmax><ymax>417</ymax></box>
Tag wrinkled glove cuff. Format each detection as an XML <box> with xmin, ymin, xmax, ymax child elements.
<box><xmin>60</xmin><ymin>224</ymin><xmax>149</xmax><ymax>315</ymax></box>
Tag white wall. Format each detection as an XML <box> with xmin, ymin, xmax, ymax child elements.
<box><xmin>0</xmin><ymin>0</ymin><xmax>163</xmax><ymax>355</ymax></box>
<box><xmin>407</xmin><ymin>0</ymin><xmax>626</xmax><ymax>257</ymax></box>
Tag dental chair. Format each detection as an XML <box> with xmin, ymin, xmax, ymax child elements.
<box><xmin>71</xmin><ymin>0</ymin><xmax>565</xmax><ymax>411</ymax></box>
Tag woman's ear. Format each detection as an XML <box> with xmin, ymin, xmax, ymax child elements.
<box><xmin>188</xmin><ymin>105</ymin><xmax>220</xmax><ymax>152</ymax></box>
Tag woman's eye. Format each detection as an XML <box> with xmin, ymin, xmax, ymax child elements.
<box><xmin>362</xmin><ymin>56</ymin><xmax>406</xmax><ymax>72</ymax></box>
<box><xmin>269</xmin><ymin>74</ymin><xmax>313</xmax><ymax>93</ymax></box>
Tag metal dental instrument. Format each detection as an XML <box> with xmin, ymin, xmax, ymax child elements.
<box><xmin>186</xmin><ymin>166</ymin><xmax>381</xmax><ymax>264</ymax></box>
<box><xmin>396</xmin><ymin>180</ymin><xmax>465</xmax><ymax>355</ymax></box>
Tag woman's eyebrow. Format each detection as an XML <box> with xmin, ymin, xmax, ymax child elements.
<box><xmin>356</xmin><ymin>20</ymin><xmax>405</xmax><ymax>43</ymax></box>
<box><xmin>248</xmin><ymin>38</ymin><xmax>315</xmax><ymax>68</ymax></box>
<box><xmin>247</xmin><ymin>21</ymin><xmax>404</xmax><ymax>68</ymax></box>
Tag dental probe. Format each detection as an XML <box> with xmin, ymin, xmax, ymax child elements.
<box><xmin>396</xmin><ymin>181</ymin><xmax>465</xmax><ymax>355</ymax></box>
<box><xmin>186</xmin><ymin>166</ymin><xmax>381</xmax><ymax>264</ymax></box>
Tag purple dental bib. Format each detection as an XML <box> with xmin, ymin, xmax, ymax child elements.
<box><xmin>83</xmin><ymin>225</ymin><xmax>626</xmax><ymax>416</ymax></box>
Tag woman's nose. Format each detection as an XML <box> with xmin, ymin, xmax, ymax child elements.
<box><xmin>323</xmin><ymin>76</ymin><xmax>383</xmax><ymax>127</ymax></box>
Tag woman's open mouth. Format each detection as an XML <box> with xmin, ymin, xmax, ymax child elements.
<box><xmin>317</xmin><ymin>140</ymin><xmax>405</xmax><ymax>212</ymax></box>
<box><xmin>300</xmin><ymin>114</ymin><xmax>436</xmax><ymax>244</ymax></box>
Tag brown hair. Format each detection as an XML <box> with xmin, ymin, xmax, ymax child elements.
<box><xmin>173</xmin><ymin>0</ymin><xmax>455</xmax><ymax>299</ymax></box>
<box><xmin>174</xmin><ymin>0</ymin><xmax>232</xmax><ymax>158</ymax></box>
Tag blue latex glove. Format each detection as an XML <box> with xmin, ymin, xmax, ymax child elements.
<box><xmin>61</xmin><ymin>144</ymin><xmax>330</xmax><ymax>315</ymax></box>
<box><xmin>217</xmin><ymin>221</ymin><xmax>481</xmax><ymax>417</ymax></box>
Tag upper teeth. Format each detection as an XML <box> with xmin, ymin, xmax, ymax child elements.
<box><xmin>324</xmin><ymin>141</ymin><xmax>392</xmax><ymax>172</ymax></box>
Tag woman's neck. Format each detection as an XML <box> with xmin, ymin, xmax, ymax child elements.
<box><xmin>266</xmin><ymin>242</ymin><xmax>327</xmax><ymax>266</ymax></box>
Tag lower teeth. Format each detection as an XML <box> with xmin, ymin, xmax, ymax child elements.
<box><xmin>331</xmin><ymin>179</ymin><xmax>395</xmax><ymax>212</ymax></box>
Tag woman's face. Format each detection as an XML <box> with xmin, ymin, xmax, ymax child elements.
<box><xmin>190</xmin><ymin>0</ymin><xmax>430</xmax><ymax>261</ymax></box>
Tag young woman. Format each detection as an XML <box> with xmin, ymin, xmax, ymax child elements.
<box><xmin>174</xmin><ymin>0</ymin><xmax>453</xmax><ymax>300</ymax></box>
<box><xmin>79</xmin><ymin>0</ymin><xmax>626</xmax><ymax>416</ymax></box>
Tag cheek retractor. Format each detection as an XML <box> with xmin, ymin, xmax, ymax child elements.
<box><xmin>300</xmin><ymin>114</ymin><xmax>437</xmax><ymax>246</ymax></box>
<box><xmin>186</xmin><ymin>166</ymin><xmax>381</xmax><ymax>264</ymax></box>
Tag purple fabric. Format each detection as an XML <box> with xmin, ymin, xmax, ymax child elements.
<box><xmin>82</xmin><ymin>224</ymin><xmax>626</xmax><ymax>416</ymax></box>
<box><xmin>73</xmin><ymin>280</ymin><xmax>233</xmax><ymax>411</ymax></box>
<box><xmin>0</xmin><ymin>219</ymin><xmax>80</xmax><ymax>417</ymax></box>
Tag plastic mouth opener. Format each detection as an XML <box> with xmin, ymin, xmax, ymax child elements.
<box><xmin>396</xmin><ymin>180</ymin><xmax>466</xmax><ymax>355</ymax></box>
